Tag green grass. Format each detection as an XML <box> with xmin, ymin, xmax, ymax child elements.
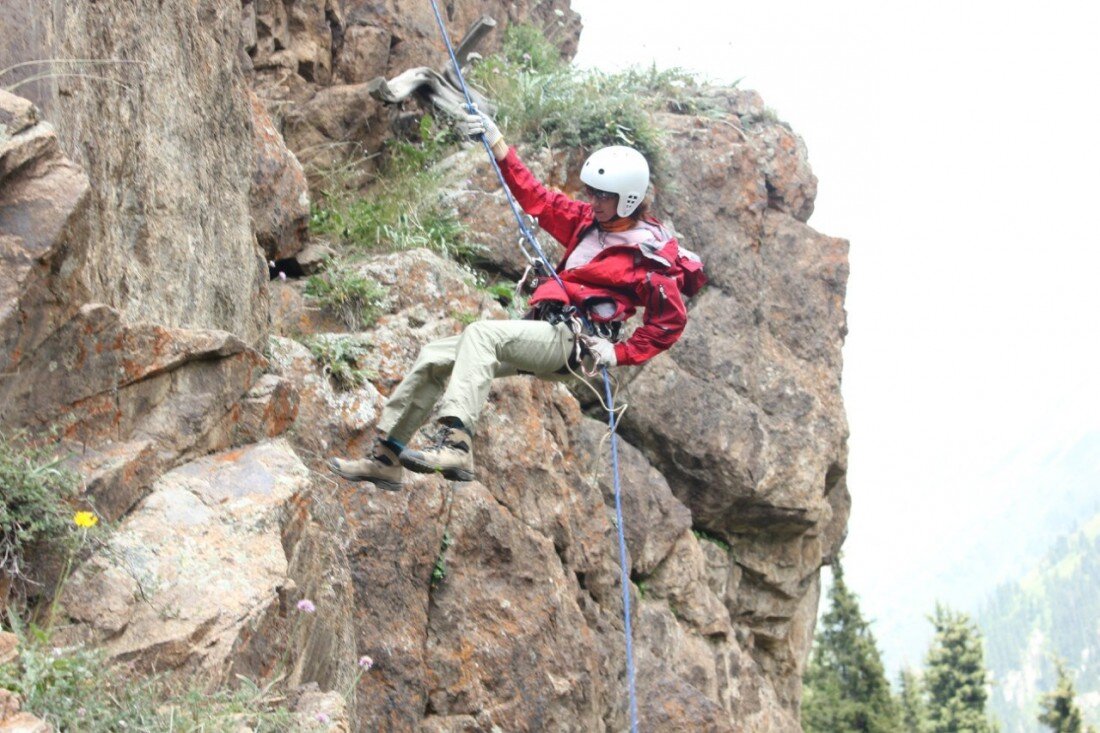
<box><xmin>309</xmin><ymin>115</ymin><xmax>483</xmax><ymax>263</ymax></box>
<box><xmin>304</xmin><ymin>262</ymin><xmax>387</xmax><ymax>330</ymax></box>
<box><xmin>469</xmin><ymin>24</ymin><xmax>704</xmax><ymax>177</ymax></box>
<box><xmin>450</xmin><ymin>310</ymin><xmax>480</xmax><ymax>326</ymax></box>
<box><xmin>0</xmin><ymin>619</ymin><xmax>292</xmax><ymax>732</ymax></box>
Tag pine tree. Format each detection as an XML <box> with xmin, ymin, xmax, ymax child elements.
<box><xmin>924</xmin><ymin>604</ymin><xmax>997</xmax><ymax>733</ymax></box>
<box><xmin>802</xmin><ymin>559</ymin><xmax>899</xmax><ymax>732</ymax></box>
<box><xmin>898</xmin><ymin>666</ymin><xmax>929</xmax><ymax>733</ymax></box>
<box><xmin>1038</xmin><ymin>658</ymin><xmax>1098</xmax><ymax>733</ymax></box>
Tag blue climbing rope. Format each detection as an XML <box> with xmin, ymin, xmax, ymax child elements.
<box><xmin>425</xmin><ymin>3</ymin><xmax>640</xmax><ymax>731</ymax></box>
<box><xmin>603</xmin><ymin>364</ymin><xmax>640</xmax><ymax>730</ymax></box>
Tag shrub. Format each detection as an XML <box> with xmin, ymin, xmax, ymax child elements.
<box><xmin>0</xmin><ymin>433</ymin><xmax>80</xmax><ymax>591</ymax></box>
<box><xmin>303</xmin><ymin>335</ymin><xmax>373</xmax><ymax>391</ymax></box>
<box><xmin>304</xmin><ymin>262</ymin><xmax>387</xmax><ymax>330</ymax></box>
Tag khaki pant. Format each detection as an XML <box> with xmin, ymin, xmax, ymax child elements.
<box><xmin>378</xmin><ymin>319</ymin><xmax>576</xmax><ymax>443</ymax></box>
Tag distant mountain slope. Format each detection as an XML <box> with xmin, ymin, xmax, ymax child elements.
<box><xmin>978</xmin><ymin>512</ymin><xmax>1100</xmax><ymax>733</ymax></box>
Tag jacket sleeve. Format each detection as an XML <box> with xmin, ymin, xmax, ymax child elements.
<box><xmin>498</xmin><ymin>147</ymin><xmax>592</xmax><ymax>248</ymax></box>
<box><xmin>613</xmin><ymin>272</ymin><xmax>688</xmax><ymax>366</ymax></box>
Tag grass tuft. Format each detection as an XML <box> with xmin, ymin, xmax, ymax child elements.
<box><xmin>469</xmin><ymin>24</ymin><xmax>704</xmax><ymax>177</ymax></box>
<box><xmin>304</xmin><ymin>262</ymin><xmax>388</xmax><ymax>330</ymax></box>
<box><xmin>302</xmin><ymin>335</ymin><xmax>373</xmax><ymax>392</ymax></box>
<box><xmin>309</xmin><ymin>115</ymin><xmax>483</xmax><ymax>263</ymax></box>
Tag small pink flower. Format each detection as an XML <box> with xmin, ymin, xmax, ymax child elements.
<box><xmin>297</xmin><ymin>599</ymin><xmax>316</xmax><ymax>613</ymax></box>
<box><xmin>268</xmin><ymin>260</ymin><xmax>276</xmax><ymax>268</ymax></box>
<box><xmin>358</xmin><ymin>655</ymin><xmax>374</xmax><ymax>670</ymax></box>
<box><xmin>279</xmin><ymin>271</ymin><xmax>287</xmax><ymax>281</ymax></box>
<box><xmin>315</xmin><ymin>712</ymin><xmax>331</xmax><ymax>724</ymax></box>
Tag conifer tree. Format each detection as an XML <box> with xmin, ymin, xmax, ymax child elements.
<box><xmin>1038</xmin><ymin>658</ymin><xmax>1097</xmax><ymax>733</ymax></box>
<box><xmin>898</xmin><ymin>666</ymin><xmax>929</xmax><ymax>733</ymax></box>
<box><xmin>802</xmin><ymin>559</ymin><xmax>899</xmax><ymax>732</ymax></box>
<box><xmin>924</xmin><ymin>604</ymin><xmax>997</xmax><ymax>733</ymax></box>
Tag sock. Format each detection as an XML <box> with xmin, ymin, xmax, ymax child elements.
<box><xmin>380</xmin><ymin>437</ymin><xmax>405</xmax><ymax>454</ymax></box>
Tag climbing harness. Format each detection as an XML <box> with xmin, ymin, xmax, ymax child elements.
<box><xmin>425</xmin><ymin>3</ymin><xmax>640</xmax><ymax>730</ymax></box>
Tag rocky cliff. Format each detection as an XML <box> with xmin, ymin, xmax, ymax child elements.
<box><xmin>0</xmin><ymin>1</ymin><xmax>849</xmax><ymax>731</ymax></box>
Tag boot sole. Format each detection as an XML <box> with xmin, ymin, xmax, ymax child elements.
<box><xmin>326</xmin><ymin>459</ymin><xmax>404</xmax><ymax>491</ymax></box>
<box><xmin>399</xmin><ymin>453</ymin><xmax>476</xmax><ymax>482</ymax></box>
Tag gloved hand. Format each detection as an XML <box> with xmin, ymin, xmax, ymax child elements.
<box><xmin>580</xmin><ymin>335</ymin><xmax>617</xmax><ymax>368</ymax></box>
<box><xmin>456</xmin><ymin>108</ymin><xmax>502</xmax><ymax>147</ymax></box>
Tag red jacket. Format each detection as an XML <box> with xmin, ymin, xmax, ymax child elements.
<box><xmin>498</xmin><ymin>147</ymin><xmax>698</xmax><ymax>366</ymax></box>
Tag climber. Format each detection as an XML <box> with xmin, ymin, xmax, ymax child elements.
<box><xmin>326</xmin><ymin>109</ymin><xmax>705</xmax><ymax>489</ymax></box>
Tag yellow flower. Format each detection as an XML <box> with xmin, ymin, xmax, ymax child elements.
<box><xmin>73</xmin><ymin>511</ymin><xmax>98</xmax><ymax>528</ymax></box>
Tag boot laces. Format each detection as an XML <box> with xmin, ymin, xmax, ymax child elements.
<box><xmin>427</xmin><ymin>425</ymin><xmax>467</xmax><ymax>452</ymax></box>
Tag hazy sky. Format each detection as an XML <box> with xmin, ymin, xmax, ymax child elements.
<box><xmin>569</xmin><ymin>0</ymin><xmax>1100</xmax><ymax>671</ymax></box>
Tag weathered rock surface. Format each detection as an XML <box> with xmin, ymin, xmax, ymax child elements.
<box><xmin>250</xmin><ymin>90</ymin><xmax>311</xmax><ymax>261</ymax></box>
<box><xmin>622</xmin><ymin>107</ymin><xmax>848</xmax><ymax>713</ymax></box>
<box><xmin>449</xmin><ymin>94</ymin><xmax>848</xmax><ymax>726</ymax></box>
<box><xmin>61</xmin><ymin>439</ymin><xmax>356</xmax><ymax>687</ymax></box>
<box><xmin>245</xmin><ymin>0</ymin><xmax>582</xmax><ymax>176</ymax></box>
<box><xmin>0</xmin><ymin>89</ymin><xmax>90</xmax><ymax>381</ymax></box>
<box><xmin>3</xmin><ymin>302</ymin><xmax>268</xmax><ymax>520</ymax></box>
<box><xmin>0</xmin><ymin>3</ymin><xmax>849</xmax><ymax>731</ymax></box>
<box><xmin>1</xmin><ymin>0</ymin><xmax>272</xmax><ymax>344</ymax></box>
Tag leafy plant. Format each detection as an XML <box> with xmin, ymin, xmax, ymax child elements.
<box><xmin>0</xmin><ymin>433</ymin><xmax>81</xmax><ymax>593</ymax></box>
<box><xmin>431</xmin><ymin>532</ymin><xmax>453</xmax><ymax>588</ymax></box>
<box><xmin>304</xmin><ymin>263</ymin><xmax>387</xmax><ymax>330</ymax></box>
<box><xmin>303</xmin><ymin>335</ymin><xmax>373</xmax><ymax>391</ymax></box>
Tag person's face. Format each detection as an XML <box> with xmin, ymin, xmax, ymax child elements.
<box><xmin>584</xmin><ymin>186</ymin><xmax>619</xmax><ymax>223</ymax></box>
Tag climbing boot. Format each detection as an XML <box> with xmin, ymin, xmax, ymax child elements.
<box><xmin>327</xmin><ymin>439</ymin><xmax>404</xmax><ymax>491</ymax></box>
<box><xmin>399</xmin><ymin>424</ymin><xmax>476</xmax><ymax>482</ymax></box>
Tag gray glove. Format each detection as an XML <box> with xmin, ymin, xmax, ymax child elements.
<box><xmin>581</xmin><ymin>335</ymin><xmax>618</xmax><ymax>368</ymax></box>
<box><xmin>457</xmin><ymin>108</ymin><xmax>502</xmax><ymax>147</ymax></box>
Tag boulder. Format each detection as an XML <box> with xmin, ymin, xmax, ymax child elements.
<box><xmin>249</xmin><ymin>90</ymin><xmax>310</xmax><ymax>262</ymax></box>
<box><xmin>61</xmin><ymin>440</ymin><xmax>312</xmax><ymax>675</ymax></box>
<box><xmin>620</xmin><ymin>105</ymin><xmax>849</xmax><ymax>711</ymax></box>
<box><xmin>0</xmin><ymin>89</ymin><xmax>90</xmax><ymax>379</ymax></box>
<box><xmin>3</xmin><ymin>304</ymin><xmax>266</xmax><ymax>518</ymax></box>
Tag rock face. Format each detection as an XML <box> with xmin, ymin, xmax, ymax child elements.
<box><xmin>244</xmin><ymin>0</ymin><xmax>582</xmax><ymax>175</ymax></box>
<box><xmin>5</xmin><ymin>0</ymin><xmax>274</xmax><ymax>344</ymax></box>
<box><xmin>0</xmin><ymin>2</ymin><xmax>849</xmax><ymax>732</ymax></box>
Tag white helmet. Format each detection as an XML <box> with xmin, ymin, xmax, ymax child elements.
<box><xmin>579</xmin><ymin>145</ymin><xmax>650</xmax><ymax>218</ymax></box>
